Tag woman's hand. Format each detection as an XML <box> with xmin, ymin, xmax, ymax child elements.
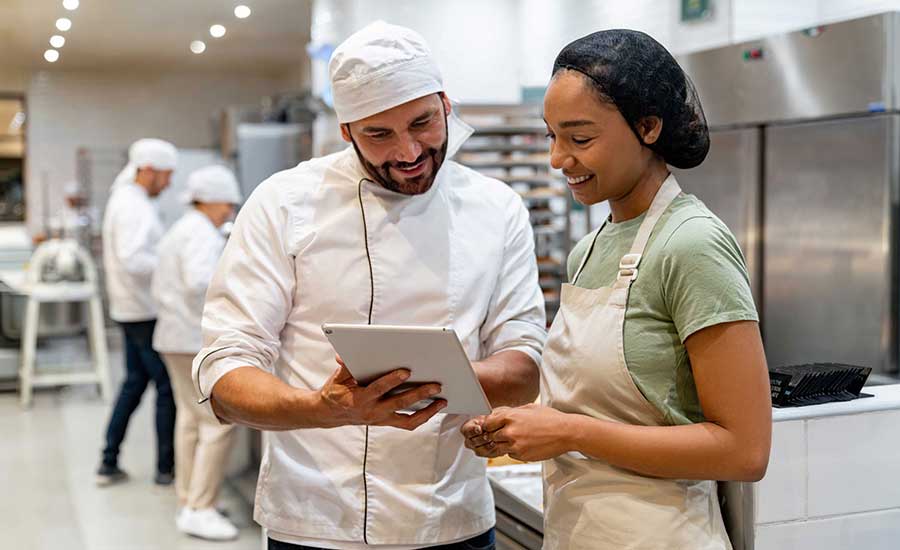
<box><xmin>461</xmin><ymin>404</ymin><xmax>574</xmax><ymax>462</ymax></box>
<box><xmin>461</xmin><ymin>415</ymin><xmax>497</xmax><ymax>456</ymax></box>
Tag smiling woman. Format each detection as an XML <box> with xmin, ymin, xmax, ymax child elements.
<box><xmin>553</xmin><ymin>31</ymin><xmax>710</xmax><ymax>170</ymax></box>
<box><xmin>543</xmin><ymin>31</ymin><xmax>708</xmax><ymax>212</ymax></box>
<box><xmin>463</xmin><ymin>29</ymin><xmax>772</xmax><ymax>550</ymax></box>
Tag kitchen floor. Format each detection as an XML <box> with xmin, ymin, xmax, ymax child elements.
<box><xmin>7</xmin><ymin>333</ymin><xmax>897</xmax><ymax>550</ymax></box>
<box><xmin>0</xmin><ymin>333</ymin><xmax>261</xmax><ymax>550</ymax></box>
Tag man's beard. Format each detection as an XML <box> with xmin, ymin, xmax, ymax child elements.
<box><xmin>350</xmin><ymin>130</ymin><xmax>449</xmax><ymax>196</ymax></box>
<box><xmin>149</xmin><ymin>174</ymin><xmax>167</xmax><ymax>197</ymax></box>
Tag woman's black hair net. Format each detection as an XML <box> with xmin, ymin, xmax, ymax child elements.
<box><xmin>552</xmin><ymin>29</ymin><xmax>709</xmax><ymax>169</ymax></box>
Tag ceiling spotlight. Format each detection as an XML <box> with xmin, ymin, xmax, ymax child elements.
<box><xmin>210</xmin><ymin>24</ymin><xmax>226</xmax><ymax>38</ymax></box>
<box><xmin>190</xmin><ymin>40</ymin><xmax>206</xmax><ymax>54</ymax></box>
<box><xmin>234</xmin><ymin>5</ymin><xmax>251</xmax><ymax>19</ymax></box>
<box><xmin>56</xmin><ymin>18</ymin><xmax>72</xmax><ymax>32</ymax></box>
<box><xmin>44</xmin><ymin>49</ymin><xmax>60</xmax><ymax>63</ymax></box>
<box><xmin>62</xmin><ymin>0</ymin><xmax>79</xmax><ymax>10</ymax></box>
<box><xmin>50</xmin><ymin>35</ymin><xmax>66</xmax><ymax>48</ymax></box>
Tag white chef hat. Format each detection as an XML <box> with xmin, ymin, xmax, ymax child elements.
<box><xmin>130</xmin><ymin>138</ymin><xmax>178</xmax><ymax>171</ymax></box>
<box><xmin>112</xmin><ymin>138</ymin><xmax>178</xmax><ymax>188</ymax></box>
<box><xmin>63</xmin><ymin>180</ymin><xmax>80</xmax><ymax>197</ymax></box>
<box><xmin>329</xmin><ymin>20</ymin><xmax>473</xmax><ymax>155</ymax></box>
<box><xmin>181</xmin><ymin>165</ymin><xmax>243</xmax><ymax>205</ymax></box>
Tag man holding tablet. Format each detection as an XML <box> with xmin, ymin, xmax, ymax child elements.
<box><xmin>193</xmin><ymin>20</ymin><xmax>546</xmax><ymax>550</ymax></box>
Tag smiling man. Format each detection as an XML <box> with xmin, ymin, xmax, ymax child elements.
<box><xmin>343</xmin><ymin>94</ymin><xmax>450</xmax><ymax>195</ymax></box>
<box><xmin>193</xmin><ymin>21</ymin><xmax>546</xmax><ymax>550</ymax></box>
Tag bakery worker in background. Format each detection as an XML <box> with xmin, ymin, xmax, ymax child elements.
<box><xmin>61</xmin><ymin>180</ymin><xmax>97</xmax><ymax>245</ymax></box>
<box><xmin>97</xmin><ymin>138</ymin><xmax>178</xmax><ymax>487</ymax></box>
<box><xmin>152</xmin><ymin>165</ymin><xmax>242</xmax><ymax>541</ymax></box>
<box><xmin>193</xmin><ymin>20</ymin><xmax>547</xmax><ymax>550</ymax></box>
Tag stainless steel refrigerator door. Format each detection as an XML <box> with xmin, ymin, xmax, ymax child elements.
<box><xmin>738</xmin><ymin>13</ymin><xmax>892</xmax><ymax>125</ymax></box>
<box><xmin>763</xmin><ymin>114</ymin><xmax>898</xmax><ymax>373</ymax></box>
<box><xmin>673</xmin><ymin>127</ymin><xmax>762</xmax><ymax>304</ymax></box>
<box><xmin>236</xmin><ymin>123</ymin><xmax>311</xmax><ymax>199</ymax></box>
<box><xmin>679</xmin><ymin>12</ymin><xmax>897</xmax><ymax>127</ymax></box>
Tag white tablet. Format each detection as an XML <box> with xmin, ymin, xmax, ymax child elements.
<box><xmin>321</xmin><ymin>323</ymin><xmax>491</xmax><ymax>416</ymax></box>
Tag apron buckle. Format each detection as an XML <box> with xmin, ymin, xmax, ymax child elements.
<box><xmin>618</xmin><ymin>253</ymin><xmax>642</xmax><ymax>282</ymax></box>
<box><xmin>619</xmin><ymin>253</ymin><xmax>642</xmax><ymax>269</ymax></box>
<box><xmin>618</xmin><ymin>267</ymin><xmax>639</xmax><ymax>281</ymax></box>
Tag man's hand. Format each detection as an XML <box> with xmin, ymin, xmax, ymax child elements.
<box><xmin>317</xmin><ymin>356</ymin><xmax>447</xmax><ymax>431</ymax></box>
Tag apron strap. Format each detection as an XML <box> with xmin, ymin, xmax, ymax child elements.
<box><xmin>615</xmin><ymin>174</ymin><xmax>682</xmax><ymax>285</ymax></box>
<box><xmin>572</xmin><ymin>222</ymin><xmax>607</xmax><ymax>285</ymax></box>
<box><xmin>573</xmin><ymin>174</ymin><xmax>681</xmax><ymax>287</ymax></box>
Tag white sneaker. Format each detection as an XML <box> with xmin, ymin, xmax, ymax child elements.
<box><xmin>175</xmin><ymin>507</ymin><xmax>187</xmax><ymax>530</ymax></box>
<box><xmin>178</xmin><ymin>507</ymin><xmax>239</xmax><ymax>541</ymax></box>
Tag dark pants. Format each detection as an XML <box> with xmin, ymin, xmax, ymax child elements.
<box><xmin>101</xmin><ymin>320</ymin><xmax>175</xmax><ymax>474</ymax></box>
<box><xmin>268</xmin><ymin>529</ymin><xmax>495</xmax><ymax>550</ymax></box>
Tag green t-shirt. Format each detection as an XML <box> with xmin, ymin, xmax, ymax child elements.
<box><xmin>566</xmin><ymin>193</ymin><xmax>758</xmax><ymax>425</ymax></box>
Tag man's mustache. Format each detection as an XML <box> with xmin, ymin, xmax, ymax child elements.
<box><xmin>383</xmin><ymin>151</ymin><xmax>437</xmax><ymax>170</ymax></box>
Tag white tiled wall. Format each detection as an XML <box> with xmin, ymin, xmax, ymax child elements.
<box><xmin>311</xmin><ymin>0</ymin><xmax>522</xmax><ymax>103</ymax></box>
<box><xmin>752</xmin><ymin>411</ymin><xmax>900</xmax><ymax>549</ymax></box>
<box><xmin>819</xmin><ymin>0</ymin><xmax>900</xmax><ymax>21</ymax></box>
<box><xmin>24</xmin><ymin>68</ymin><xmax>293</xmax><ymax>235</ymax></box>
<box><xmin>308</xmin><ymin>0</ymin><xmax>900</xmax><ymax>104</ymax></box>
<box><xmin>754</xmin><ymin>421</ymin><xmax>806</xmax><ymax>524</ymax></box>
<box><xmin>511</xmin><ymin>0</ymin><xmax>900</xmax><ymax>87</ymax></box>
<box><xmin>517</xmin><ymin>0</ymin><xmax>734</xmax><ymax>87</ymax></box>
<box><xmin>755</xmin><ymin>509</ymin><xmax>900</xmax><ymax>550</ymax></box>
<box><xmin>732</xmin><ymin>0</ymin><xmax>821</xmax><ymax>42</ymax></box>
<box><xmin>807</xmin><ymin>410</ymin><xmax>900</xmax><ymax>516</ymax></box>
<box><xmin>733</xmin><ymin>0</ymin><xmax>900</xmax><ymax>41</ymax></box>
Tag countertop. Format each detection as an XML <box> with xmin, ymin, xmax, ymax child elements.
<box><xmin>772</xmin><ymin>383</ymin><xmax>900</xmax><ymax>422</ymax></box>
<box><xmin>488</xmin><ymin>384</ymin><xmax>900</xmax><ymax>533</ymax></box>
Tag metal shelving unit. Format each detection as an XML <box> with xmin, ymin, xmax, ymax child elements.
<box><xmin>456</xmin><ymin>104</ymin><xmax>573</xmax><ymax>324</ymax></box>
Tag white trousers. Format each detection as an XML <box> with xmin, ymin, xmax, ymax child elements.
<box><xmin>162</xmin><ymin>353</ymin><xmax>236</xmax><ymax>509</ymax></box>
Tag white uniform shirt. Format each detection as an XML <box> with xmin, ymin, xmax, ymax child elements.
<box><xmin>194</xmin><ymin>148</ymin><xmax>547</xmax><ymax>548</ymax></box>
<box><xmin>102</xmin><ymin>181</ymin><xmax>164</xmax><ymax>322</ymax></box>
<box><xmin>152</xmin><ymin>209</ymin><xmax>226</xmax><ymax>354</ymax></box>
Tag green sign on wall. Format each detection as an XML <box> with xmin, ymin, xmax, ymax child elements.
<box><xmin>681</xmin><ymin>0</ymin><xmax>711</xmax><ymax>21</ymax></box>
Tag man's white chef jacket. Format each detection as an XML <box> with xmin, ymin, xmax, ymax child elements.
<box><xmin>102</xmin><ymin>181</ymin><xmax>164</xmax><ymax>322</ymax></box>
<box><xmin>194</xmin><ymin>147</ymin><xmax>547</xmax><ymax>548</ymax></box>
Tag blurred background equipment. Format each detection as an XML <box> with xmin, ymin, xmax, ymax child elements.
<box><xmin>0</xmin><ymin>96</ymin><xmax>26</xmax><ymax>223</ymax></box>
<box><xmin>14</xmin><ymin>237</ymin><xmax>110</xmax><ymax>407</ymax></box>
<box><xmin>220</xmin><ymin>92</ymin><xmax>321</xmax><ymax>200</ymax></box>
<box><xmin>455</xmin><ymin>103</ymin><xmax>575</xmax><ymax>326</ymax></box>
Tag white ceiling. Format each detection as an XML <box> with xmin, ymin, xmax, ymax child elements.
<box><xmin>0</xmin><ymin>0</ymin><xmax>311</xmax><ymax>73</ymax></box>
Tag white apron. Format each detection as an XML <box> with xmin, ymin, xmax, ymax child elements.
<box><xmin>540</xmin><ymin>175</ymin><xmax>732</xmax><ymax>550</ymax></box>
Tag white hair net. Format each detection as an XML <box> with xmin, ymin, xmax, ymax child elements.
<box><xmin>181</xmin><ymin>165</ymin><xmax>242</xmax><ymax>205</ymax></box>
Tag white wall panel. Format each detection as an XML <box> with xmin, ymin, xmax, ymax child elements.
<box><xmin>754</xmin><ymin>509</ymin><xmax>900</xmax><ymax>550</ymax></box>
<box><xmin>807</xmin><ymin>410</ymin><xmax>900</xmax><ymax>517</ymax></box>
<box><xmin>312</xmin><ymin>0</ymin><xmax>521</xmax><ymax>103</ymax></box>
<box><xmin>24</xmin><ymin>68</ymin><xmax>289</xmax><ymax>234</ymax></box>
<box><xmin>754</xmin><ymin>420</ymin><xmax>807</xmax><ymax>524</ymax></box>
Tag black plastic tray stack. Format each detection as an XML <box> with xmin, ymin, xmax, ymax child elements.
<box><xmin>769</xmin><ymin>363</ymin><xmax>872</xmax><ymax>408</ymax></box>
